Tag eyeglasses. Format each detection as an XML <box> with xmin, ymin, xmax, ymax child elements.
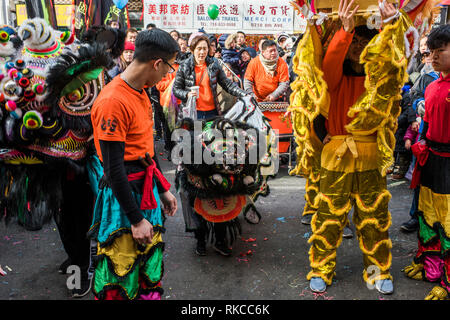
<box><xmin>163</xmin><ymin>59</ymin><xmax>176</xmax><ymax>73</ymax></box>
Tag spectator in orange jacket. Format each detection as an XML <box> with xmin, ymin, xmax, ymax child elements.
<box><xmin>243</xmin><ymin>40</ymin><xmax>289</xmax><ymax>102</ymax></box>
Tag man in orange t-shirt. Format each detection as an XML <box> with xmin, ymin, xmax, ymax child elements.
<box><xmin>90</xmin><ymin>28</ymin><xmax>178</xmax><ymax>300</ymax></box>
<box><xmin>244</xmin><ymin>40</ymin><xmax>290</xmax><ymax>102</ymax></box>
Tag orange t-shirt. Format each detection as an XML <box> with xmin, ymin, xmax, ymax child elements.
<box><xmin>322</xmin><ymin>28</ymin><xmax>366</xmax><ymax>136</ymax></box>
<box><xmin>156</xmin><ymin>64</ymin><xmax>179</xmax><ymax>93</ymax></box>
<box><xmin>195</xmin><ymin>63</ymin><xmax>215</xmax><ymax>111</ymax></box>
<box><xmin>244</xmin><ymin>56</ymin><xmax>289</xmax><ymax>102</ymax></box>
<box><xmin>91</xmin><ymin>76</ymin><xmax>154</xmax><ymax>162</ymax></box>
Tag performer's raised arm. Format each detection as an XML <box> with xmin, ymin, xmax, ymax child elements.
<box><xmin>322</xmin><ymin>0</ymin><xmax>359</xmax><ymax>91</ymax></box>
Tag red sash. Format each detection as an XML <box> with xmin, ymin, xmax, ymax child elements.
<box><xmin>127</xmin><ymin>160</ymin><xmax>171</xmax><ymax>210</ymax></box>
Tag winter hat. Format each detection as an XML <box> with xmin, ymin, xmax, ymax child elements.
<box><xmin>239</xmin><ymin>47</ymin><xmax>257</xmax><ymax>58</ymax></box>
<box><xmin>207</xmin><ymin>34</ymin><xmax>217</xmax><ymax>47</ymax></box>
<box><xmin>218</xmin><ymin>34</ymin><xmax>229</xmax><ymax>48</ymax></box>
<box><xmin>276</xmin><ymin>32</ymin><xmax>289</xmax><ymax>44</ymax></box>
<box><xmin>188</xmin><ymin>32</ymin><xmax>205</xmax><ymax>47</ymax></box>
<box><xmin>124</xmin><ymin>41</ymin><xmax>135</xmax><ymax>51</ymax></box>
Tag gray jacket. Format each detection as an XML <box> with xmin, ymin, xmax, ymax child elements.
<box><xmin>173</xmin><ymin>55</ymin><xmax>246</xmax><ymax>115</ymax></box>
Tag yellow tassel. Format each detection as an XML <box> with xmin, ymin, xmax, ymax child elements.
<box><xmin>353</xmin><ymin>190</ymin><xmax>392</xmax><ymax>214</ymax></box>
<box><xmin>317</xmin><ymin>193</ymin><xmax>353</xmax><ymax>216</ymax></box>
<box><xmin>355</xmin><ymin>216</ymin><xmax>392</xmax><ymax>233</ymax></box>
<box><xmin>306</xmin><ymin>271</ymin><xmax>335</xmax><ymax>285</ymax></box>
<box><xmin>311</xmin><ymin>219</ymin><xmax>344</xmax><ymax>237</ymax></box>
<box><xmin>309</xmin><ymin>246</ymin><xmax>338</xmax><ymax>269</ymax></box>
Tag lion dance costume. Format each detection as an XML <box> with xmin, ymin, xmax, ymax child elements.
<box><xmin>289</xmin><ymin>0</ymin><xmax>425</xmax><ymax>290</ymax></box>
<box><xmin>175</xmin><ymin>96</ymin><xmax>276</xmax><ymax>248</ymax></box>
<box><xmin>0</xmin><ymin>18</ymin><xmax>114</xmax><ymax>294</ymax></box>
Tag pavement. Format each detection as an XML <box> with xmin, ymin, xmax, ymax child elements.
<box><xmin>0</xmin><ymin>140</ymin><xmax>436</xmax><ymax>301</ymax></box>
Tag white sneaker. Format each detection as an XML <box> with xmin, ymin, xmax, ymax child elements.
<box><xmin>375</xmin><ymin>279</ymin><xmax>394</xmax><ymax>294</ymax></box>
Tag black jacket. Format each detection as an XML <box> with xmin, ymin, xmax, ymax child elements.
<box><xmin>173</xmin><ymin>55</ymin><xmax>246</xmax><ymax>114</ymax></box>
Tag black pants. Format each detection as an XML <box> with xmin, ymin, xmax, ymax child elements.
<box><xmin>153</xmin><ymin>100</ymin><xmax>174</xmax><ymax>151</ymax></box>
<box><xmin>194</xmin><ymin>218</ymin><xmax>227</xmax><ymax>245</ymax></box>
<box><xmin>54</xmin><ymin>167</ymin><xmax>94</xmax><ymax>272</ymax></box>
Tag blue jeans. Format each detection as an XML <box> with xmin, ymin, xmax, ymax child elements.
<box><xmin>408</xmin><ymin>156</ymin><xmax>419</xmax><ymax>219</ymax></box>
<box><xmin>409</xmin><ymin>187</ymin><xmax>420</xmax><ymax>218</ymax></box>
<box><xmin>197</xmin><ymin>109</ymin><xmax>218</xmax><ymax>120</ymax></box>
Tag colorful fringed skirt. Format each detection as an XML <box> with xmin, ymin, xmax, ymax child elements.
<box><xmin>414</xmin><ymin>146</ymin><xmax>450</xmax><ymax>292</ymax></box>
<box><xmin>88</xmin><ymin>181</ymin><xmax>165</xmax><ymax>300</ymax></box>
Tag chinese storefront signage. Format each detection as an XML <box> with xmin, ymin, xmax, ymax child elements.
<box><xmin>143</xmin><ymin>0</ymin><xmax>306</xmax><ymax>34</ymax></box>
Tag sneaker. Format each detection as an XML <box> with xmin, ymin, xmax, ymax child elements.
<box><xmin>400</xmin><ymin>217</ymin><xmax>419</xmax><ymax>233</ymax></box>
<box><xmin>195</xmin><ymin>240</ymin><xmax>207</xmax><ymax>256</ymax></box>
<box><xmin>71</xmin><ymin>275</ymin><xmax>93</xmax><ymax>298</ymax></box>
<box><xmin>58</xmin><ymin>258</ymin><xmax>72</xmax><ymax>274</ymax></box>
<box><xmin>301</xmin><ymin>214</ymin><xmax>312</xmax><ymax>225</ymax></box>
<box><xmin>310</xmin><ymin>277</ymin><xmax>327</xmax><ymax>293</ymax></box>
<box><xmin>213</xmin><ymin>242</ymin><xmax>232</xmax><ymax>256</ymax></box>
<box><xmin>375</xmin><ymin>279</ymin><xmax>394</xmax><ymax>295</ymax></box>
<box><xmin>244</xmin><ymin>207</ymin><xmax>261</xmax><ymax>224</ymax></box>
<box><xmin>392</xmin><ymin>172</ymin><xmax>406</xmax><ymax>180</ymax></box>
<box><xmin>343</xmin><ymin>225</ymin><xmax>353</xmax><ymax>239</ymax></box>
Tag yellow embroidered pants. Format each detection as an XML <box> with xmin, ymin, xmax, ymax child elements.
<box><xmin>307</xmin><ymin>135</ymin><xmax>393</xmax><ymax>285</ymax></box>
<box><xmin>302</xmin><ymin>132</ymin><xmax>323</xmax><ymax>217</ymax></box>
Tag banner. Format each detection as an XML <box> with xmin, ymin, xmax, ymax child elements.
<box><xmin>143</xmin><ymin>0</ymin><xmax>306</xmax><ymax>34</ymax></box>
<box><xmin>242</xmin><ymin>1</ymin><xmax>294</xmax><ymax>33</ymax></box>
<box><xmin>194</xmin><ymin>1</ymin><xmax>243</xmax><ymax>31</ymax></box>
<box><xmin>16</xmin><ymin>4</ymin><xmax>74</xmax><ymax>27</ymax></box>
<box><xmin>144</xmin><ymin>1</ymin><xmax>194</xmax><ymax>30</ymax></box>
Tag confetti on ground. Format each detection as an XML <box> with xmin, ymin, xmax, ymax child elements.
<box><xmin>312</xmin><ymin>291</ymin><xmax>334</xmax><ymax>300</ymax></box>
<box><xmin>239</xmin><ymin>250</ymin><xmax>253</xmax><ymax>257</ymax></box>
<box><xmin>299</xmin><ymin>290</ymin><xmax>307</xmax><ymax>297</ymax></box>
<box><xmin>242</xmin><ymin>237</ymin><xmax>256</xmax><ymax>242</ymax></box>
<box><xmin>288</xmin><ymin>277</ymin><xmax>304</xmax><ymax>288</ymax></box>
<box><xmin>303</xmin><ymin>232</ymin><xmax>311</xmax><ymax>239</ymax></box>
<box><xmin>5</xmin><ymin>266</ymin><xmax>12</xmax><ymax>272</ymax></box>
<box><xmin>276</xmin><ymin>217</ymin><xmax>286</xmax><ymax>223</ymax></box>
<box><xmin>264</xmin><ymin>237</ymin><xmax>268</xmax><ymax>241</ymax></box>
<box><xmin>0</xmin><ymin>266</ymin><xmax>6</xmax><ymax>276</ymax></box>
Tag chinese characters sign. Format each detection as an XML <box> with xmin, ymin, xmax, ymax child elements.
<box><xmin>143</xmin><ymin>0</ymin><xmax>306</xmax><ymax>34</ymax></box>
<box><xmin>242</xmin><ymin>2</ymin><xmax>293</xmax><ymax>32</ymax></box>
<box><xmin>144</xmin><ymin>1</ymin><xmax>194</xmax><ymax>30</ymax></box>
<box><xmin>194</xmin><ymin>1</ymin><xmax>242</xmax><ymax>31</ymax></box>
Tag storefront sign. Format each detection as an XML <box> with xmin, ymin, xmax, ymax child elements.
<box><xmin>143</xmin><ymin>0</ymin><xmax>306</xmax><ymax>34</ymax></box>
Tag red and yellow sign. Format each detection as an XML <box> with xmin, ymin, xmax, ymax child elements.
<box><xmin>16</xmin><ymin>4</ymin><xmax>74</xmax><ymax>27</ymax></box>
